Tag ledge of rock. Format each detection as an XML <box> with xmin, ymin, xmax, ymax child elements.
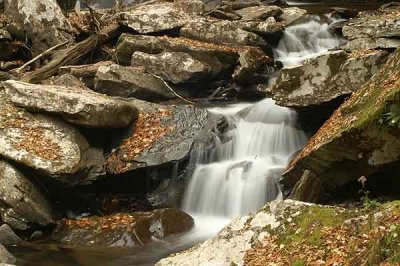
<box><xmin>235</xmin><ymin>5</ymin><xmax>282</xmax><ymax>20</ymax></box>
<box><xmin>0</xmin><ymin>244</ymin><xmax>16</xmax><ymax>264</ymax></box>
<box><xmin>157</xmin><ymin>200</ymin><xmax>400</xmax><ymax>265</ymax></box>
<box><xmin>282</xmin><ymin>48</ymin><xmax>400</xmax><ymax>202</ymax></box>
<box><xmin>106</xmin><ymin>99</ymin><xmax>208</xmax><ymax>175</ymax></box>
<box><xmin>119</xmin><ymin>2</ymin><xmax>191</xmax><ymax>34</ymax></box>
<box><xmin>272</xmin><ymin>49</ymin><xmax>389</xmax><ymax>107</ymax></box>
<box><xmin>342</xmin><ymin>37</ymin><xmax>400</xmax><ymax>51</ymax></box>
<box><xmin>131</xmin><ymin>51</ymin><xmax>212</xmax><ymax>84</ymax></box>
<box><xmin>0</xmin><ymin>91</ymin><xmax>105</xmax><ymax>184</ymax></box>
<box><xmin>52</xmin><ymin>208</ymin><xmax>194</xmax><ymax>247</ymax></box>
<box><xmin>94</xmin><ymin>64</ymin><xmax>176</xmax><ymax>100</ymax></box>
<box><xmin>3</xmin><ymin>80</ymin><xmax>138</xmax><ymax>128</ymax></box>
<box><xmin>4</xmin><ymin>0</ymin><xmax>74</xmax><ymax>55</ymax></box>
<box><xmin>0</xmin><ymin>160</ymin><xmax>56</xmax><ymax>230</ymax></box>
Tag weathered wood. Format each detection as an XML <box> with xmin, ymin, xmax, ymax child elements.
<box><xmin>21</xmin><ymin>22</ymin><xmax>120</xmax><ymax>84</ymax></box>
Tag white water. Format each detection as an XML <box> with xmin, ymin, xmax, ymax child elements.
<box><xmin>274</xmin><ymin>15</ymin><xmax>344</xmax><ymax>67</ymax></box>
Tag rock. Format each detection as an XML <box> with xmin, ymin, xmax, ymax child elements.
<box><xmin>180</xmin><ymin>18</ymin><xmax>268</xmax><ymax>48</ymax></box>
<box><xmin>282</xmin><ymin>48</ymin><xmax>400</xmax><ymax>202</ymax></box>
<box><xmin>42</xmin><ymin>73</ymin><xmax>87</xmax><ymax>87</ymax></box>
<box><xmin>131</xmin><ymin>51</ymin><xmax>211</xmax><ymax>84</ymax></box>
<box><xmin>0</xmin><ymin>225</ymin><xmax>22</xmax><ymax>245</ymax></box>
<box><xmin>342</xmin><ymin>37</ymin><xmax>400</xmax><ymax>51</ymax></box>
<box><xmin>210</xmin><ymin>9</ymin><xmax>242</xmax><ymax>20</ymax></box>
<box><xmin>3</xmin><ymin>80</ymin><xmax>138</xmax><ymax>128</ymax></box>
<box><xmin>94</xmin><ymin>64</ymin><xmax>176</xmax><ymax>100</ymax></box>
<box><xmin>235</xmin><ymin>5</ymin><xmax>282</xmax><ymax>20</ymax></box>
<box><xmin>157</xmin><ymin>200</ymin><xmax>400</xmax><ymax>265</ymax></box>
<box><xmin>272</xmin><ymin>49</ymin><xmax>389</xmax><ymax>107</ymax></box>
<box><xmin>232</xmin><ymin>48</ymin><xmax>274</xmax><ymax>84</ymax></box>
<box><xmin>114</xmin><ymin>34</ymin><xmax>239</xmax><ymax>70</ymax></box>
<box><xmin>0</xmin><ymin>29</ymin><xmax>11</xmax><ymax>41</ymax></box>
<box><xmin>222</xmin><ymin>0</ymin><xmax>261</xmax><ymax>10</ymax></box>
<box><xmin>342</xmin><ymin>8</ymin><xmax>400</xmax><ymax>40</ymax></box>
<box><xmin>174</xmin><ymin>0</ymin><xmax>204</xmax><ymax>14</ymax></box>
<box><xmin>52</xmin><ymin>209</ymin><xmax>194</xmax><ymax>247</ymax></box>
<box><xmin>4</xmin><ymin>0</ymin><xmax>74</xmax><ymax>55</ymax></box>
<box><xmin>106</xmin><ymin>99</ymin><xmax>208</xmax><ymax>175</ymax></box>
<box><xmin>0</xmin><ymin>160</ymin><xmax>56</xmax><ymax>230</ymax></box>
<box><xmin>119</xmin><ymin>2</ymin><xmax>191</xmax><ymax>34</ymax></box>
<box><xmin>331</xmin><ymin>7</ymin><xmax>358</xmax><ymax>19</ymax></box>
<box><xmin>279</xmin><ymin>7</ymin><xmax>307</xmax><ymax>26</ymax></box>
<box><xmin>0</xmin><ymin>244</ymin><xmax>15</xmax><ymax>264</ymax></box>
<box><xmin>0</xmin><ymin>92</ymin><xmax>105</xmax><ymax>184</ymax></box>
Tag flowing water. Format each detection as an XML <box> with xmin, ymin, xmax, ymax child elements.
<box><xmin>12</xmin><ymin>12</ymin><xmax>344</xmax><ymax>266</ymax></box>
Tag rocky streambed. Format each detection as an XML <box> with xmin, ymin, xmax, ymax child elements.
<box><xmin>0</xmin><ymin>0</ymin><xmax>400</xmax><ymax>265</ymax></box>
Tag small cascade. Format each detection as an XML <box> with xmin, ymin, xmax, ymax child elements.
<box><xmin>274</xmin><ymin>15</ymin><xmax>345</xmax><ymax>67</ymax></box>
<box><xmin>183</xmin><ymin>99</ymin><xmax>307</xmax><ymax>217</ymax></box>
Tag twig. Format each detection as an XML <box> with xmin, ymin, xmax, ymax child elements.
<box><xmin>150</xmin><ymin>74</ymin><xmax>194</xmax><ymax>105</ymax></box>
<box><xmin>14</xmin><ymin>41</ymin><xmax>69</xmax><ymax>73</ymax></box>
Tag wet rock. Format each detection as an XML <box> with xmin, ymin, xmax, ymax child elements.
<box><xmin>4</xmin><ymin>0</ymin><xmax>74</xmax><ymax>55</ymax></box>
<box><xmin>94</xmin><ymin>64</ymin><xmax>176</xmax><ymax>100</ymax></box>
<box><xmin>331</xmin><ymin>7</ymin><xmax>358</xmax><ymax>19</ymax></box>
<box><xmin>131</xmin><ymin>51</ymin><xmax>211</xmax><ymax>84</ymax></box>
<box><xmin>3</xmin><ymin>80</ymin><xmax>138</xmax><ymax>128</ymax></box>
<box><xmin>0</xmin><ymin>160</ymin><xmax>56</xmax><ymax>230</ymax></box>
<box><xmin>279</xmin><ymin>7</ymin><xmax>307</xmax><ymax>26</ymax></box>
<box><xmin>0</xmin><ymin>225</ymin><xmax>22</xmax><ymax>245</ymax></box>
<box><xmin>52</xmin><ymin>209</ymin><xmax>194</xmax><ymax>247</ymax></box>
<box><xmin>272</xmin><ymin>49</ymin><xmax>389</xmax><ymax>107</ymax></box>
<box><xmin>0</xmin><ymin>244</ymin><xmax>16</xmax><ymax>264</ymax></box>
<box><xmin>342</xmin><ymin>37</ymin><xmax>400</xmax><ymax>51</ymax></box>
<box><xmin>180</xmin><ymin>18</ymin><xmax>268</xmax><ymax>47</ymax></box>
<box><xmin>342</xmin><ymin>8</ymin><xmax>400</xmax><ymax>40</ymax></box>
<box><xmin>119</xmin><ymin>2</ymin><xmax>191</xmax><ymax>34</ymax></box>
<box><xmin>0</xmin><ymin>92</ymin><xmax>105</xmax><ymax>184</ymax></box>
<box><xmin>235</xmin><ymin>5</ymin><xmax>282</xmax><ymax>20</ymax></box>
<box><xmin>282</xmin><ymin>48</ymin><xmax>400</xmax><ymax>202</ymax></box>
<box><xmin>114</xmin><ymin>33</ymin><xmax>239</xmax><ymax>69</ymax></box>
<box><xmin>106</xmin><ymin>99</ymin><xmax>208</xmax><ymax>175</ymax></box>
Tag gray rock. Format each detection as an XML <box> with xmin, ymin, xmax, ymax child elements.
<box><xmin>119</xmin><ymin>2</ymin><xmax>191</xmax><ymax>34</ymax></box>
<box><xmin>0</xmin><ymin>160</ymin><xmax>56</xmax><ymax>230</ymax></box>
<box><xmin>52</xmin><ymin>209</ymin><xmax>194</xmax><ymax>247</ymax></box>
<box><xmin>180</xmin><ymin>18</ymin><xmax>268</xmax><ymax>47</ymax></box>
<box><xmin>42</xmin><ymin>73</ymin><xmax>87</xmax><ymax>87</ymax></box>
<box><xmin>107</xmin><ymin>99</ymin><xmax>208</xmax><ymax>175</ymax></box>
<box><xmin>279</xmin><ymin>7</ymin><xmax>307</xmax><ymax>26</ymax></box>
<box><xmin>0</xmin><ymin>93</ymin><xmax>105</xmax><ymax>184</ymax></box>
<box><xmin>114</xmin><ymin>34</ymin><xmax>239</xmax><ymax>71</ymax></box>
<box><xmin>272</xmin><ymin>49</ymin><xmax>389</xmax><ymax>107</ymax></box>
<box><xmin>235</xmin><ymin>5</ymin><xmax>282</xmax><ymax>20</ymax></box>
<box><xmin>131</xmin><ymin>51</ymin><xmax>211</xmax><ymax>84</ymax></box>
<box><xmin>94</xmin><ymin>64</ymin><xmax>176</xmax><ymax>100</ymax></box>
<box><xmin>3</xmin><ymin>80</ymin><xmax>138</xmax><ymax>128</ymax></box>
<box><xmin>342</xmin><ymin>37</ymin><xmax>400</xmax><ymax>51</ymax></box>
<box><xmin>343</xmin><ymin>8</ymin><xmax>400</xmax><ymax>40</ymax></box>
<box><xmin>4</xmin><ymin>0</ymin><xmax>74</xmax><ymax>55</ymax></box>
<box><xmin>0</xmin><ymin>244</ymin><xmax>15</xmax><ymax>264</ymax></box>
<box><xmin>222</xmin><ymin>0</ymin><xmax>261</xmax><ymax>10</ymax></box>
<box><xmin>175</xmin><ymin>0</ymin><xmax>204</xmax><ymax>14</ymax></box>
<box><xmin>0</xmin><ymin>224</ymin><xmax>22</xmax><ymax>245</ymax></box>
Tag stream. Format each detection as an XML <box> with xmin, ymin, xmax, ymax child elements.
<box><xmin>9</xmin><ymin>3</ymin><xmax>373</xmax><ymax>266</ymax></box>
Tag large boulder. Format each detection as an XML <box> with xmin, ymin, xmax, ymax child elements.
<box><xmin>272</xmin><ymin>49</ymin><xmax>389</xmax><ymax>107</ymax></box>
<box><xmin>342</xmin><ymin>37</ymin><xmax>400</xmax><ymax>51</ymax></box>
<box><xmin>106</xmin><ymin>99</ymin><xmax>208</xmax><ymax>175</ymax></box>
<box><xmin>0</xmin><ymin>225</ymin><xmax>22</xmax><ymax>246</ymax></box>
<box><xmin>0</xmin><ymin>160</ymin><xmax>56</xmax><ymax>230</ymax></box>
<box><xmin>279</xmin><ymin>7</ymin><xmax>307</xmax><ymax>26</ymax></box>
<box><xmin>131</xmin><ymin>51</ymin><xmax>211</xmax><ymax>84</ymax></box>
<box><xmin>4</xmin><ymin>0</ymin><xmax>74</xmax><ymax>55</ymax></box>
<box><xmin>0</xmin><ymin>244</ymin><xmax>16</xmax><ymax>264</ymax></box>
<box><xmin>52</xmin><ymin>209</ymin><xmax>194</xmax><ymax>247</ymax></box>
<box><xmin>157</xmin><ymin>200</ymin><xmax>400</xmax><ymax>266</ymax></box>
<box><xmin>119</xmin><ymin>2</ymin><xmax>191</xmax><ymax>34</ymax></box>
<box><xmin>282</xmin><ymin>48</ymin><xmax>400</xmax><ymax>202</ymax></box>
<box><xmin>235</xmin><ymin>5</ymin><xmax>282</xmax><ymax>20</ymax></box>
<box><xmin>94</xmin><ymin>64</ymin><xmax>176</xmax><ymax>100</ymax></box>
<box><xmin>342</xmin><ymin>8</ymin><xmax>400</xmax><ymax>40</ymax></box>
<box><xmin>0</xmin><ymin>92</ymin><xmax>105</xmax><ymax>184</ymax></box>
<box><xmin>3</xmin><ymin>80</ymin><xmax>138</xmax><ymax>128</ymax></box>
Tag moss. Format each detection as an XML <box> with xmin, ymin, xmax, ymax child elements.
<box><xmin>291</xmin><ymin>259</ymin><xmax>307</xmax><ymax>266</ymax></box>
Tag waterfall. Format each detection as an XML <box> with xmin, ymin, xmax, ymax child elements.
<box><xmin>183</xmin><ymin>99</ymin><xmax>307</xmax><ymax>217</ymax></box>
<box><xmin>274</xmin><ymin>15</ymin><xmax>345</xmax><ymax>67</ymax></box>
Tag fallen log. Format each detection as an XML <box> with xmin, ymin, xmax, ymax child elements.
<box><xmin>21</xmin><ymin>22</ymin><xmax>120</xmax><ymax>84</ymax></box>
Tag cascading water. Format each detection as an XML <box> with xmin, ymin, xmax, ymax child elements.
<box><xmin>274</xmin><ymin>15</ymin><xmax>345</xmax><ymax>67</ymax></box>
<box><xmin>183</xmin><ymin>99</ymin><xmax>307</xmax><ymax>218</ymax></box>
